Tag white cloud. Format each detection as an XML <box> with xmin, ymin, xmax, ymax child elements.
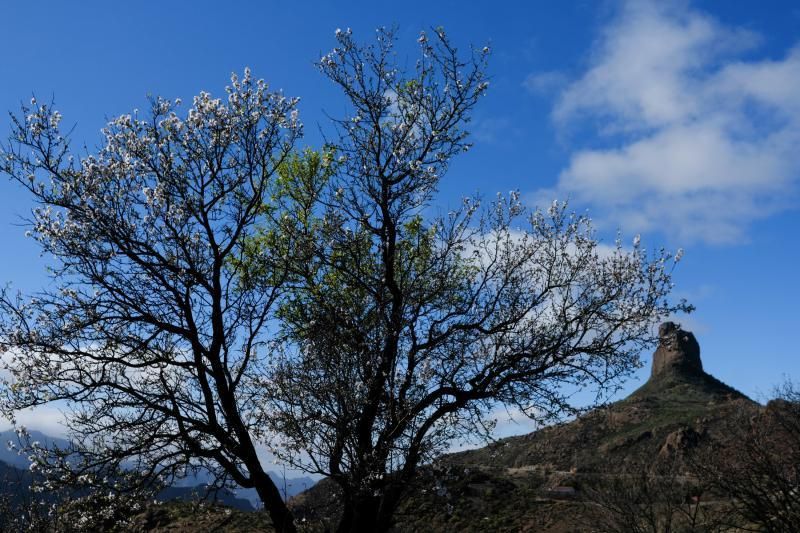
<box><xmin>491</xmin><ymin>405</ymin><xmax>541</xmax><ymax>438</ymax></box>
<box><xmin>448</xmin><ymin>405</ymin><xmax>542</xmax><ymax>453</ymax></box>
<box><xmin>541</xmin><ymin>0</ymin><xmax>800</xmax><ymax>244</ymax></box>
<box><xmin>0</xmin><ymin>405</ymin><xmax>68</xmax><ymax>437</ymax></box>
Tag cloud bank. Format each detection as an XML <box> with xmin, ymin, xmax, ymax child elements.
<box><xmin>540</xmin><ymin>0</ymin><xmax>800</xmax><ymax>244</ymax></box>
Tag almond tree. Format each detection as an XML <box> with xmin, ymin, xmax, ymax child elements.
<box><xmin>0</xmin><ymin>70</ymin><xmax>302</xmax><ymax>532</ymax></box>
<box><xmin>259</xmin><ymin>28</ymin><xmax>690</xmax><ymax>532</ymax></box>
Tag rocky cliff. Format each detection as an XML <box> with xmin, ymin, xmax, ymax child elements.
<box><xmin>651</xmin><ymin>321</ymin><xmax>703</xmax><ymax>379</ymax></box>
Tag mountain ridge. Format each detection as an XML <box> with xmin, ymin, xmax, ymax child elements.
<box><xmin>376</xmin><ymin>322</ymin><xmax>765</xmax><ymax>531</ymax></box>
<box><xmin>446</xmin><ymin>322</ymin><xmax>754</xmax><ymax>474</ymax></box>
<box><xmin>0</xmin><ymin>430</ymin><xmax>315</xmax><ymax>513</ymax></box>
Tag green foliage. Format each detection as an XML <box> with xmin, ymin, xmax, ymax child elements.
<box><xmin>233</xmin><ymin>148</ymin><xmax>334</xmax><ymax>290</ymax></box>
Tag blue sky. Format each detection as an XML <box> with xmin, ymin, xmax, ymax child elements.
<box><xmin>1</xmin><ymin>0</ymin><xmax>798</xmax><ymax>438</ymax></box>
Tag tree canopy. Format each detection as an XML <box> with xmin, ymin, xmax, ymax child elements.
<box><xmin>0</xmin><ymin>28</ymin><xmax>689</xmax><ymax>533</ymax></box>
<box><xmin>256</xmin><ymin>27</ymin><xmax>689</xmax><ymax>531</ymax></box>
<box><xmin>0</xmin><ymin>69</ymin><xmax>301</xmax><ymax>531</ymax></box>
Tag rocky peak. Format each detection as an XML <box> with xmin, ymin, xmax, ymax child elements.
<box><xmin>651</xmin><ymin>322</ymin><xmax>703</xmax><ymax>379</ymax></box>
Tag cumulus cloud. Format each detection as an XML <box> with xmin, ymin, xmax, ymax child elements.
<box><xmin>541</xmin><ymin>0</ymin><xmax>800</xmax><ymax>244</ymax></box>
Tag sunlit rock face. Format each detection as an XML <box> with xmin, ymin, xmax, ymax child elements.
<box><xmin>651</xmin><ymin>322</ymin><xmax>703</xmax><ymax>379</ymax></box>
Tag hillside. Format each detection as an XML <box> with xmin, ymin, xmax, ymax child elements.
<box><xmin>449</xmin><ymin>322</ymin><xmax>753</xmax><ymax>475</ymax></box>
<box><xmin>292</xmin><ymin>322</ymin><xmax>764</xmax><ymax>532</ymax></box>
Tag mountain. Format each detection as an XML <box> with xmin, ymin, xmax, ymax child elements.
<box><xmin>0</xmin><ymin>429</ymin><xmax>71</xmax><ymax>470</ymax></box>
<box><xmin>390</xmin><ymin>322</ymin><xmax>760</xmax><ymax>531</ymax></box>
<box><xmin>0</xmin><ymin>459</ymin><xmax>33</xmax><ymax>509</ymax></box>
<box><xmin>173</xmin><ymin>468</ymin><xmax>316</xmax><ymax>509</ymax></box>
<box><xmin>0</xmin><ymin>430</ymin><xmax>314</xmax><ymax>513</ymax></box>
<box><xmin>157</xmin><ymin>485</ymin><xmax>254</xmax><ymax>512</ymax></box>
<box><xmin>449</xmin><ymin>322</ymin><xmax>753</xmax><ymax>474</ymax></box>
<box><xmin>0</xmin><ymin>458</ymin><xmax>255</xmax><ymax>513</ymax></box>
<box><xmin>292</xmin><ymin>322</ymin><xmax>763</xmax><ymax>531</ymax></box>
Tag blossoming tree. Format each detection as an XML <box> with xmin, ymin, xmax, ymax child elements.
<box><xmin>1</xmin><ymin>27</ymin><xmax>691</xmax><ymax>533</ymax></box>
<box><xmin>253</xmin><ymin>28</ymin><xmax>691</xmax><ymax>532</ymax></box>
<box><xmin>0</xmin><ymin>70</ymin><xmax>302</xmax><ymax>531</ymax></box>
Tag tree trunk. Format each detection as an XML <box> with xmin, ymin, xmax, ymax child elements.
<box><xmin>255</xmin><ymin>474</ymin><xmax>297</xmax><ymax>533</ymax></box>
<box><xmin>336</xmin><ymin>496</ymin><xmax>379</xmax><ymax>533</ymax></box>
<box><xmin>336</xmin><ymin>487</ymin><xmax>402</xmax><ymax>533</ymax></box>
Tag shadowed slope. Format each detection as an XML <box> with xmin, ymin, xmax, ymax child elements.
<box><xmin>448</xmin><ymin>323</ymin><xmax>753</xmax><ymax>473</ymax></box>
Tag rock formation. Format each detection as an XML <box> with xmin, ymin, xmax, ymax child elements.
<box><xmin>651</xmin><ymin>321</ymin><xmax>703</xmax><ymax>379</ymax></box>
